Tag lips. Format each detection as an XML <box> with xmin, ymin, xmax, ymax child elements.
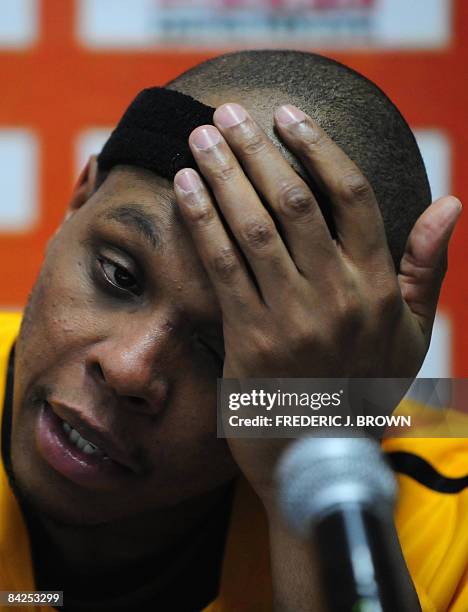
<box><xmin>35</xmin><ymin>401</ymin><xmax>138</xmax><ymax>491</ymax></box>
<box><xmin>49</xmin><ymin>400</ymin><xmax>137</xmax><ymax>471</ymax></box>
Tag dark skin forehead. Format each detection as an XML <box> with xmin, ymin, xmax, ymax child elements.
<box><xmin>91</xmin><ymin>165</ymin><xmax>178</xmax><ymax>226</ymax></box>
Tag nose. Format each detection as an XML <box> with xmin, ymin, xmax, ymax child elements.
<box><xmin>87</xmin><ymin>321</ymin><xmax>173</xmax><ymax>415</ymax></box>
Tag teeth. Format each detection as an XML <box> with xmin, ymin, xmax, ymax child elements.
<box><xmin>61</xmin><ymin>420</ymin><xmax>105</xmax><ymax>456</ymax></box>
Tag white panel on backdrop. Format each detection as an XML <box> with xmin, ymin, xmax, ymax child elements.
<box><xmin>75</xmin><ymin>128</ymin><xmax>112</xmax><ymax>177</ymax></box>
<box><xmin>0</xmin><ymin>130</ymin><xmax>38</xmax><ymax>231</ymax></box>
<box><xmin>0</xmin><ymin>0</ymin><xmax>37</xmax><ymax>48</ymax></box>
<box><xmin>78</xmin><ymin>0</ymin><xmax>154</xmax><ymax>48</ymax></box>
<box><xmin>374</xmin><ymin>0</ymin><xmax>451</xmax><ymax>48</ymax></box>
<box><xmin>78</xmin><ymin>0</ymin><xmax>452</xmax><ymax>50</ymax></box>
<box><xmin>414</xmin><ymin>130</ymin><xmax>451</xmax><ymax>201</ymax></box>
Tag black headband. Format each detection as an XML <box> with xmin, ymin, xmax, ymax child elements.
<box><xmin>98</xmin><ymin>87</ymin><xmax>216</xmax><ymax>180</ymax></box>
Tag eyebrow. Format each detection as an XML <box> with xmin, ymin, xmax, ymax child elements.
<box><xmin>100</xmin><ymin>204</ymin><xmax>163</xmax><ymax>250</ymax></box>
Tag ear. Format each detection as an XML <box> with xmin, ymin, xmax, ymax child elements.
<box><xmin>65</xmin><ymin>155</ymin><xmax>100</xmax><ymax>220</ymax></box>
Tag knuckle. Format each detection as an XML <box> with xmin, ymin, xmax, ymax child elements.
<box><xmin>187</xmin><ymin>202</ymin><xmax>216</xmax><ymax>225</ymax></box>
<box><xmin>376</xmin><ymin>284</ymin><xmax>402</xmax><ymax>319</ymax></box>
<box><xmin>342</xmin><ymin>296</ymin><xmax>364</xmax><ymax>328</ymax></box>
<box><xmin>242</xmin><ymin>132</ymin><xmax>268</xmax><ymax>157</ymax></box>
<box><xmin>212</xmin><ymin>164</ymin><xmax>238</xmax><ymax>184</ymax></box>
<box><xmin>302</xmin><ymin>124</ymin><xmax>326</xmax><ymax>150</ymax></box>
<box><xmin>241</xmin><ymin>218</ymin><xmax>275</xmax><ymax>250</ymax></box>
<box><xmin>288</xmin><ymin>325</ymin><xmax>314</xmax><ymax>352</ymax></box>
<box><xmin>211</xmin><ymin>247</ymin><xmax>239</xmax><ymax>282</ymax></box>
<box><xmin>330</xmin><ymin>285</ymin><xmax>364</xmax><ymax>332</ymax></box>
<box><xmin>250</xmin><ymin>332</ymin><xmax>274</xmax><ymax>361</ymax></box>
<box><xmin>338</xmin><ymin>172</ymin><xmax>372</xmax><ymax>204</ymax></box>
<box><xmin>278</xmin><ymin>182</ymin><xmax>315</xmax><ymax>218</ymax></box>
<box><xmin>280</xmin><ymin>301</ymin><xmax>317</xmax><ymax>350</ymax></box>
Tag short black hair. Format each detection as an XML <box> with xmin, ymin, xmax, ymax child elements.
<box><xmin>167</xmin><ymin>49</ymin><xmax>431</xmax><ymax>268</ymax></box>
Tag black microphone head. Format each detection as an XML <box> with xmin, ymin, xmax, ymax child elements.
<box><xmin>276</xmin><ymin>435</ymin><xmax>397</xmax><ymax>538</ymax></box>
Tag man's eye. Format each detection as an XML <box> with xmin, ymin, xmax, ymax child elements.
<box><xmin>98</xmin><ymin>257</ymin><xmax>142</xmax><ymax>296</ymax></box>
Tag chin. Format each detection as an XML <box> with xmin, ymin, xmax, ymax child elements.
<box><xmin>9</xmin><ymin>447</ymin><xmax>143</xmax><ymax>527</ymax></box>
<box><xmin>9</xmin><ymin>467</ymin><xmax>125</xmax><ymax>527</ymax></box>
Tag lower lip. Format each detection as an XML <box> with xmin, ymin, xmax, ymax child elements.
<box><xmin>36</xmin><ymin>403</ymin><xmax>132</xmax><ymax>491</ymax></box>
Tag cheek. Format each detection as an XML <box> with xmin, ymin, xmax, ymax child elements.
<box><xmin>154</xmin><ymin>376</ymin><xmax>235</xmax><ymax>479</ymax></box>
<box><xmin>16</xmin><ymin>253</ymin><xmax>99</xmax><ymax>385</ymax></box>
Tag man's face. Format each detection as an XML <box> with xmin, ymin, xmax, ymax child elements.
<box><xmin>11</xmin><ymin>166</ymin><xmax>238</xmax><ymax>525</ymax></box>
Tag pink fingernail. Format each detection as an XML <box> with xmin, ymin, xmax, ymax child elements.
<box><xmin>275</xmin><ymin>104</ymin><xmax>306</xmax><ymax>126</ymax></box>
<box><xmin>214</xmin><ymin>103</ymin><xmax>248</xmax><ymax>128</ymax></box>
<box><xmin>190</xmin><ymin>125</ymin><xmax>221</xmax><ymax>150</ymax></box>
<box><xmin>174</xmin><ymin>169</ymin><xmax>201</xmax><ymax>193</ymax></box>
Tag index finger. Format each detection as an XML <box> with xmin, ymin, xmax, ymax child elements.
<box><xmin>274</xmin><ymin>105</ymin><xmax>392</xmax><ymax>268</ymax></box>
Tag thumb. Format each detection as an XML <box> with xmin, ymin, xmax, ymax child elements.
<box><xmin>398</xmin><ymin>196</ymin><xmax>462</xmax><ymax>337</ymax></box>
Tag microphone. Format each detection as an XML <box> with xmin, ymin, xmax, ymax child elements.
<box><xmin>276</xmin><ymin>435</ymin><xmax>415</xmax><ymax>612</ymax></box>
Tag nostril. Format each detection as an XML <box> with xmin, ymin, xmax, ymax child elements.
<box><xmin>92</xmin><ymin>362</ymin><xmax>106</xmax><ymax>382</ymax></box>
<box><xmin>127</xmin><ymin>396</ymin><xmax>146</xmax><ymax>406</ymax></box>
<box><xmin>124</xmin><ymin>395</ymin><xmax>153</xmax><ymax>415</ymax></box>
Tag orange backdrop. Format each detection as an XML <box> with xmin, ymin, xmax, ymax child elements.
<box><xmin>0</xmin><ymin>0</ymin><xmax>466</xmax><ymax>374</ymax></box>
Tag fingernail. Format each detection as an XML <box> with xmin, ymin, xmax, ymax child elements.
<box><xmin>448</xmin><ymin>196</ymin><xmax>462</xmax><ymax>214</ymax></box>
<box><xmin>275</xmin><ymin>104</ymin><xmax>306</xmax><ymax>126</ymax></box>
<box><xmin>444</xmin><ymin>197</ymin><xmax>463</xmax><ymax>230</ymax></box>
<box><xmin>174</xmin><ymin>168</ymin><xmax>202</xmax><ymax>193</ymax></box>
<box><xmin>190</xmin><ymin>125</ymin><xmax>221</xmax><ymax>150</ymax></box>
<box><xmin>214</xmin><ymin>103</ymin><xmax>248</xmax><ymax>128</ymax></box>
